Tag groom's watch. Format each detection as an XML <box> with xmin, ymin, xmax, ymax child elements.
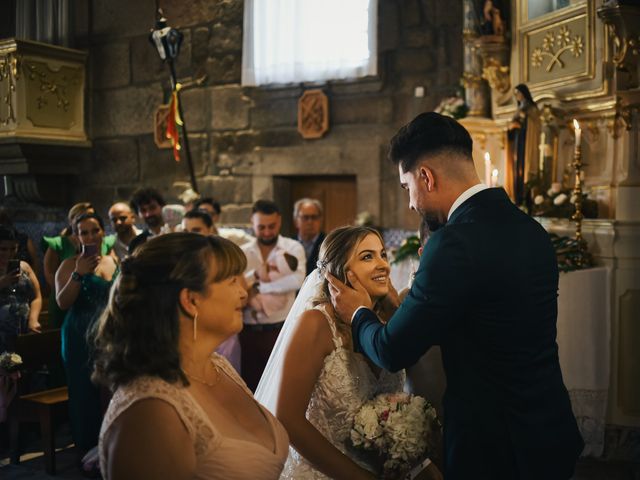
<box><xmin>71</xmin><ymin>271</ymin><xmax>83</xmax><ymax>282</ymax></box>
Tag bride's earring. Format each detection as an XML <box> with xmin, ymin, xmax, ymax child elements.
<box><xmin>193</xmin><ymin>311</ymin><xmax>198</xmax><ymax>341</ymax></box>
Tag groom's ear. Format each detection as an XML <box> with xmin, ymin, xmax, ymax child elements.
<box><xmin>418</xmin><ymin>166</ymin><xmax>434</xmax><ymax>192</ymax></box>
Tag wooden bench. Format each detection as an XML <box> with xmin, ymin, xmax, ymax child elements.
<box><xmin>8</xmin><ymin>328</ymin><xmax>69</xmax><ymax>475</ymax></box>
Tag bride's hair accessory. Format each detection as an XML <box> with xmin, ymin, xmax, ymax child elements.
<box><xmin>316</xmin><ymin>259</ymin><xmax>327</xmax><ymax>275</ymax></box>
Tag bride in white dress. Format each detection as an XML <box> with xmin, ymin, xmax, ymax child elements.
<box><xmin>256</xmin><ymin>226</ymin><xmax>441</xmax><ymax>480</ymax></box>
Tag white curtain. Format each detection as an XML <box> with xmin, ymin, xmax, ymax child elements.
<box><xmin>242</xmin><ymin>0</ymin><xmax>377</xmax><ymax>86</ymax></box>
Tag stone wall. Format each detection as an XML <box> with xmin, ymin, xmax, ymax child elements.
<box><xmin>77</xmin><ymin>0</ymin><xmax>463</xmax><ymax>229</ymax></box>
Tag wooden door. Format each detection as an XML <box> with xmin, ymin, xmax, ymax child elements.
<box><xmin>277</xmin><ymin>176</ymin><xmax>357</xmax><ymax>237</ymax></box>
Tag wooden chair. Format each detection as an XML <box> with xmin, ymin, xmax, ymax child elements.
<box><xmin>8</xmin><ymin>328</ymin><xmax>69</xmax><ymax>475</ymax></box>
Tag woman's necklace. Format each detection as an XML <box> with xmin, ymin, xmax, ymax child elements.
<box><xmin>183</xmin><ymin>364</ymin><xmax>221</xmax><ymax>387</ymax></box>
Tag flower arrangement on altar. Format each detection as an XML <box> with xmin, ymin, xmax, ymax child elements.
<box><xmin>433</xmin><ymin>94</ymin><xmax>469</xmax><ymax>120</ymax></box>
<box><xmin>528</xmin><ymin>166</ymin><xmax>598</xmax><ymax>219</ymax></box>
<box><xmin>350</xmin><ymin>392</ymin><xmax>439</xmax><ymax>478</ymax></box>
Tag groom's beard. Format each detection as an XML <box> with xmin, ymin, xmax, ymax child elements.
<box><xmin>422</xmin><ymin>213</ymin><xmax>446</xmax><ymax>232</ymax></box>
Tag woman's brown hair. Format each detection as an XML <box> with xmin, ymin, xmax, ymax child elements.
<box><xmin>91</xmin><ymin>232</ymin><xmax>246</xmax><ymax>390</ymax></box>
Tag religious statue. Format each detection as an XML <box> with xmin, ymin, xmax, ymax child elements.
<box><xmin>508</xmin><ymin>84</ymin><xmax>541</xmax><ymax>208</ymax></box>
<box><xmin>480</xmin><ymin>0</ymin><xmax>505</xmax><ymax>36</ymax></box>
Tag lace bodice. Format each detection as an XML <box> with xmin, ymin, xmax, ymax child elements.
<box><xmin>99</xmin><ymin>354</ymin><xmax>289</xmax><ymax>480</ymax></box>
<box><xmin>282</xmin><ymin>306</ymin><xmax>405</xmax><ymax>479</ymax></box>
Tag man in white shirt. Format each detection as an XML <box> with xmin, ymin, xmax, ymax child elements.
<box><xmin>240</xmin><ymin>199</ymin><xmax>305</xmax><ymax>391</ymax></box>
<box><xmin>108</xmin><ymin>202</ymin><xmax>141</xmax><ymax>260</ymax></box>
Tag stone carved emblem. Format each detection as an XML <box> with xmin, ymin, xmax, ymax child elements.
<box><xmin>298</xmin><ymin>89</ymin><xmax>329</xmax><ymax>139</ymax></box>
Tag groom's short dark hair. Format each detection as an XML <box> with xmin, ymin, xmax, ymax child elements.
<box><xmin>388</xmin><ymin>112</ymin><xmax>473</xmax><ymax>173</ymax></box>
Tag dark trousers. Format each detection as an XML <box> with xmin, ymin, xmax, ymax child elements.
<box><xmin>238</xmin><ymin>323</ymin><xmax>282</xmax><ymax>392</ymax></box>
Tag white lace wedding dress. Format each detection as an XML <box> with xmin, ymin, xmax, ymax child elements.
<box><xmin>281</xmin><ymin>305</ymin><xmax>406</xmax><ymax>479</ymax></box>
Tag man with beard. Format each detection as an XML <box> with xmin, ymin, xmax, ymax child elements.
<box><xmin>108</xmin><ymin>202</ymin><xmax>141</xmax><ymax>260</ymax></box>
<box><xmin>128</xmin><ymin>187</ymin><xmax>166</xmax><ymax>254</ymax></box>
<box><xmin>240</xmin><ymin>199</ymin><xmax>305</xmax><ymax>391</ymax></box>
<box><xmin>327</xmin><ymin>112</ymin><xmax>583</xmax><ymax>480</ymax></box>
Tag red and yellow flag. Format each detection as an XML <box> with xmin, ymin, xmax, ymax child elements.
<box><xmin>166</xmin><ymin>83</ymin><xmax>184</xmax><ymax>162</ymax></box>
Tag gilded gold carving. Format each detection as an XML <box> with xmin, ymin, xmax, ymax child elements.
<box><xmin>461</xmin><ymin>72</ymin><xmax>483</xmax><ymax>88</ymax></box>
<box><xmin>0</xmin><ymin>53</ymin><xmax>20</xmax><ymax>126</ymax></box>
<box><xmin>22</xmin><ymin>60</ymin><xmax>79</xmax><ymax>112</ymax></box>
<box><xmin>482</xmin><ymin>57</ymin><xmax>510</xmax><ymax>94</ymax></box>
<box><xmin>21</xmin><ymin>60</ymin><xmax>82</xmax><ymax>129</ymax></box>
<box><xmin>530</xmin><ymin>25</ymin><xmax>584</xmax><ymax>72</ymax></box>
<box><xmin>599</xmin><ymin>9</ymin><xmax>640</xmax><ymax>68</ymax></box>
<box><xmin>585</xmin><ymin>121</ymin><xmax>600</xmax><ymax>144</ymax></box>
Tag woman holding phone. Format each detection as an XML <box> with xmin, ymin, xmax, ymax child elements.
<box><xmin>55</xmin><ymin>213</ymin><xmax>119</xmax><ymax>465</ymax></box>
<box><xmin>0</xmin><ymin>226</ymin><xmax>42</xmax><ymax>352</ymax></box>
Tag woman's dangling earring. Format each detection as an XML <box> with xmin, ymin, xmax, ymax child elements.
<box><xmin>193</xmin><ymin>311</ymin><xmax>198</xmax><ymax>342</ymax></box>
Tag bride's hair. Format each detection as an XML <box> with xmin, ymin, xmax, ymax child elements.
<box><xmin>312</xmin><ymin>225</ymin><xmax>385</xmax><ymax>306</ymax></box>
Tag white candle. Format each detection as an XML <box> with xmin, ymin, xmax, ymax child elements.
<box><xmin>484</xmin><ymin>152</ymin><xmax>491</xmax><ymax>186</ymax></box>
<box><xmin>491</xmin><ymin>168</ymin><xmax>499</xmax><ymax>187</ymax></box>
<box><xmin>573</xmin><ymin>119</ymin><xmax>581</xmax><ymax>149</ymax></box>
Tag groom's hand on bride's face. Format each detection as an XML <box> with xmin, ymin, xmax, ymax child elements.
<box><xmin>326</xmin><ymin>271</ymin><xmax>373</xmax><ymax>323</ymax></box>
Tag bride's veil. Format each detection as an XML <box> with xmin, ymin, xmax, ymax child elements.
<box><xmin>254</xmin><ymin>268</ymin><xmax>324</xmax><ymax>414</ymax></box>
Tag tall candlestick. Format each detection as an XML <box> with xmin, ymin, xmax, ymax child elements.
<box><xmin>491</xmin><ymin>168</ymin><xmax>499</xmax><ymax>187</ymax></box>
<box><xmin>573</xmin><ymin>119</ymin><xmax>581</xmax><ymax>150</ymax></box>
<box><xmin>484</xmin><ymin>152</ymin><xmax>491</xmax><ymax>186</ymax></box>
<box><xmin>539</xmin><ymin>131</ymin><xmax>546</xmax><ymax>176</ymax></box>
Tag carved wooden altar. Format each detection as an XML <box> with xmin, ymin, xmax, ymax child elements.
<box><xmin>461</xmin><ymin>0</ymin><xmax>640</xmax><ymax>458</ymax></box>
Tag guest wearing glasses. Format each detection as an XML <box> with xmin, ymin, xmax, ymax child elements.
<box><xmin>293</xmin><ymin>198</ymin><xmax>325</xmax><ymax>275</ymax></box>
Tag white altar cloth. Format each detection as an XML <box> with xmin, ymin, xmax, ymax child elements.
<box><xmin>557</xmin><ymin>266</ymin><xmax>610</xmax><ymax>457</ymax></box>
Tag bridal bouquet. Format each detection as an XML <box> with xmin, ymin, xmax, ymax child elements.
<box><xmin>350</xmin><ymin>392</ymin><xmax>439</xmax><ymax>478</ymax></box>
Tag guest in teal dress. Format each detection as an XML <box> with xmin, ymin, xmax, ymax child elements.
<box><xmin>55</xmin><ymin>213</ymin><xmax>118</xmax><ymax>458</ymax></box>
<box><xmin>42</xmin><ymin>202</ymin><xmax>116</xmax><ymax>328</ymax></box>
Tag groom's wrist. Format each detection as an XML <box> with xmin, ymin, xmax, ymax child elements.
<box><xmin>350</xmin><ymin>305</ymin><xmax>369</xmax><ymax>323</ymax></box>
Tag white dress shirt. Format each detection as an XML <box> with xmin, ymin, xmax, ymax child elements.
<box><xmin>242</xmin><ymin>235</ymin><xmax>306</xmax><ymax>325</ymax></box>
<box><xmin>447</xmin><ymin>183</ymin><xmax>489</xmax><ymax>220</ymax></box>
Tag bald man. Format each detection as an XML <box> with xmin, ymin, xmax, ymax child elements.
<box><xmin>108</xmin><ymin>202</ymin><xmax>141</xmax><ymax>260</ymax></box>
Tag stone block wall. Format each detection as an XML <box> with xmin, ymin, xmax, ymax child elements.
<box><xmin>75</xmin><ymin>0</ymin><xmax>463</xmax><ymax>228</ymax></box>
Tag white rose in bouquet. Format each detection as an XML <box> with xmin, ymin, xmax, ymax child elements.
<box><xmin>350</xmin><ymin>392</ymin><xmax>440</xmax><ymax>478</ymax></box>
<box><xmin>554</xmin><ymin>193</ymin><xmax>568</xmax><ymax>205</ymax></box>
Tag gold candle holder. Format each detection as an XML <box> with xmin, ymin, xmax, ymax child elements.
<box><xmin>571</xmin><ymin>143</ymin><xmax>592</xmax><ymax>268</ymax></box>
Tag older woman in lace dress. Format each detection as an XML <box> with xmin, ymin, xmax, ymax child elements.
<box><xmin>93</xmin><ymin>233</ymin><xmax>288</xmax><ymax>480</ymax></box>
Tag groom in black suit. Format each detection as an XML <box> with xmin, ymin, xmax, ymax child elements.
<box><xmin>327</xmin><ymin>112</ymin><xmax>583</xmax><ymax>479</ymax></box>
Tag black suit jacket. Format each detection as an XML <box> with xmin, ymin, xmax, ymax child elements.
<box><xmin>127</xmin><ymin>229</ymin><xmax>153</xmax><ymax>255</ymax></box>
<box><xmin>353</xmin><ymin>188</ymin><xmax>583</xmax><ymax>479</ymax></box>
<box><xmin>298</xmin><ymin>232</ymin><xmax>326</xmax><ymax>275</ymax></box>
